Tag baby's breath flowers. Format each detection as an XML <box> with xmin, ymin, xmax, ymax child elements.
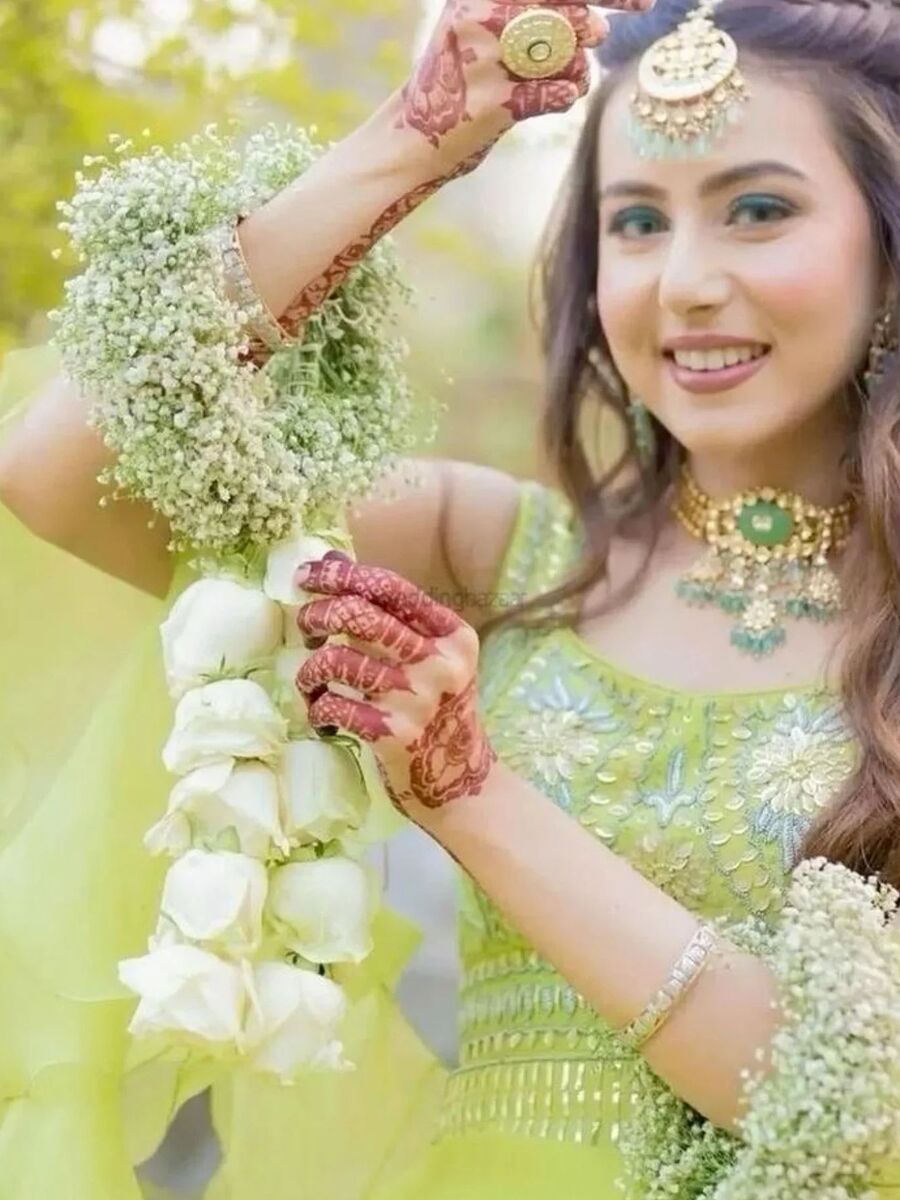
<box><xmin>51</xmin><ymin>123</ymin><xmax>434</xmax><ymax>557</ymax></box>
<box><xmin>618</xmin><ymin>858</ymin><xmax>900</xmax><ymax>1199</ymax></box>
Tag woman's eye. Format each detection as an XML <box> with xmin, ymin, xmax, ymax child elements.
<box><xmin>728</xmin><ymin>194</ymin><xmax>797</xmax><ymax>226</ymax></box>
<box><xmin>605</xmin><ymin>195</ymin><xmax>797</xmax><ymax>239</ymax></box>
<box><xmin>606</xmin><ymin>207</ymin><xmax>665</xmax><ymax>239</ymax></box>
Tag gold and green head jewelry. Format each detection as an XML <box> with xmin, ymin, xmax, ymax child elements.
<box><xmin>673</xmin><ymin>463</ymin><xmax>856</xmax><ymax>658</ymax></box>
<box><xmin>628</xmin><ymin>0</ymin><xmax>750</xmax><ymax>159</ymax></box>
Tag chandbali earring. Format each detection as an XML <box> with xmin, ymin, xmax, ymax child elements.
<box><xmin>627</xmin><ymin>396</ymin><xmax>657</xmax><ymax>467</ymax></box>
<box><xmin>863</xmin><ymin>299</ymin><xmax>899</xmax><ymax>396</ymax></box>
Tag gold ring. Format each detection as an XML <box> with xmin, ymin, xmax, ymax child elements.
<box><xmin>499</xmin><ymin>8</ymin><xmax>579</xmax><ymax>81</ymax></box>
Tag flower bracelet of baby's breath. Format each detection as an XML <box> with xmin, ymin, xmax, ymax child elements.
<box><xmin>618</xmin><ymin>859</ymin><xmax>900</xmax><ymax>1200</ymax></box>
<box><xmin>51</xmin><ymin>121</ymin><xmax>434</xmax><ymax>560</ymax></box>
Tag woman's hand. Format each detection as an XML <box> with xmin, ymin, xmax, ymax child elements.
<box><xmin>395</xmin><ymin>0</ymin><xmax>654</xmax><ymax>180</ymax></box>
<box><xmin>293</xmin><ymin>551</ymin><xmax>496</xmax><ymax>825</ymax></box>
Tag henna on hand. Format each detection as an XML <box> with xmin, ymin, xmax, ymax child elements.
<box><xmin>396</xmin><ymin>23</ymin><xmax>478</xmax><ymax>151</ymax></box>
<box><xmin>297</xmin><ymin>594</ymin><xmax>436</xmax><ymax>664</ymax></box>
<box><xmin>276</xmin><ymin>0</ymin><xmax>650</xmax><ymax>335</ymax></box>
<box><xmin>296</xmin><ymin>551</ymin><xmax>461</xmax><ymax>639</ymax></box>
<box><xmin>395</xmin><ymin>679</ymin><xmax>498</xmax><ymax>811</ymax></box>
<box><xmin>295</xmin><ymin>552</ymin><xmax>496</xmax><ymax>816</ymax></box>
<box><xmin>297</xmin><ymin>643</ymin><xmax>414</xmax><ymax>696</ymax></box>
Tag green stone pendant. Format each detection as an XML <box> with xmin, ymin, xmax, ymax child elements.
<box><xmin>736</xmin><ymin>500</ymin><xmax>794</xmax><ymax>546</ymax></box>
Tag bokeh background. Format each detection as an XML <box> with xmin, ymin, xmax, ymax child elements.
<box><xmin>3</xmin><ymin>2</ymin><xmax>597</xmax><ymax>1192</ymax></box>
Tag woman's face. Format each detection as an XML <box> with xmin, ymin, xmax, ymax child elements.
<box><xmin>596</xmin><ymin>66</ymin><xmax>884</xmax><ymax>474</ymax></box>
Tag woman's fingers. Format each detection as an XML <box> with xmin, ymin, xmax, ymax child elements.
<box><xmin>296</xmin><ymin>643</ymin><xmax>413</xmax><ymax>697</ymax></box>
<box><xmin>296</xmin><ymin>552</ymin><xmax>462</xmax><ymax>639</ymax></box>
<box><xmin>307</xmin><ymin>691</ymin><xmax>393</xmax><ymax>742</ymax></box>
<box><xmin>297</xmin><ymin>594</ymin><xmax>434</xmax><ymax>663</ymax></box>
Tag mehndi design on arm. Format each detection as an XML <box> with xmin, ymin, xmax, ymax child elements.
<box><xmin>278</xmin><ymin>147</ymin><xmax>490</xmax><ymax>334</ymax></box>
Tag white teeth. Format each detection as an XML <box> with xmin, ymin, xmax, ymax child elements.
<box><xmin>672</xmin><ymin>345</ymin><xmax>765</xmax><ymax>371</ymax></box>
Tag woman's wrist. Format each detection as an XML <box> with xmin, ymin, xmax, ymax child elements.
<box><xmin>235</xmin><ymin>93</ymin><xmax>478</xmax><ymax>337</ymax></box>
<box><xmin>411</xmin><ymin>756</ymin><xmax>511</xmax><ymax>844</ymax></box>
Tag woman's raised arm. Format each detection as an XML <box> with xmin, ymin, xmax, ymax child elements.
<box><xmin>0</xmin><ymin>1</ymin><xmax>603</xmax><ymax>597</ymax></box>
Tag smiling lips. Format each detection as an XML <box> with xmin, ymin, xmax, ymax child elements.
<box><xmin>670</xmin><ymin>344</ymin><xmax>767</xmax><ymax>371</ymax></box>
<box><xmin>663</xmin><ymin>343</ymin><xmax>771</xmax><ymax>394</ymax></box>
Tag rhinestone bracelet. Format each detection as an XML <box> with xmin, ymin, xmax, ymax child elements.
<box><xmin>618</xmin><ymin>925</ymin><xmax>719</xmax><ymax>1051</ymax></box>
<box><xmin>212</xmin><ymin>217</ymin><xmax>298</xmax><ymax>355</ymax></box>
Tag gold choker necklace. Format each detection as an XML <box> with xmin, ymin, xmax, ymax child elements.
<box><xmin>672</xmin><ymin>463</ymin><xmax>856</xmax><ymax>657</ymax></box>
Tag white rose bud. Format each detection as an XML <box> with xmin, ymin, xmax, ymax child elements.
<box><xmin>263</xmin><ymin>532</ymin><xmax>353</xmax><ymax>605</ymax></box>
<box><xmin>267</xmin><ymin>857</ymin><xmax>378</xmax><ymax>964</ymax></box>
<box><xmin>144</xmin><ymin>760</ymin><xmax>290</xmax><ymax>861</ymax></box>
<box><xmin>161</xmin><ymin>578</ymin><xmax>282</xmax><ymax>699</ymax></box>
<box><xmin>163</xmin><ymin>679</ymin><xmax>287</xmax><ymax>775</ymax></box>
<box><xmin>243</xmin><ymin>961</ymin><xmax>351</xmax><ymax>1080</ymax></box>
<box><xmin>118</xmin><ymin>943</ymin><xmax>246</xmax><ymax>1044</ymax></box>
<box><xmin>279</xmin><ymin>738</ymin><xmax>371</xmax><ymax>845</ymax></box>
<box><xmin>158</xmin><ymin>848</ymin><xmax>268</xmax><ymax>957</ymax></box>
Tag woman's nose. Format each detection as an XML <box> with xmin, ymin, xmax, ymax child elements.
<box><xmin>657</xmin><ymin>228</ymin><xmax>732</xmax><ymax>317</ymax></box>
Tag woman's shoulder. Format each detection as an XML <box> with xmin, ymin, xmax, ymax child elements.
<box><xmin>440</xmin><ymin>461</ymin><xmax>522</xmax><ymax>626</ymax></box>
<box><xmin>349</xmin><ymin>458</ymin><xmax>576</xmax><ymax>627</ymax></box>
<box><xmin>443</xmin><ymin>464</ymin><xmax>578</xmax><ymax>623</ymax></box>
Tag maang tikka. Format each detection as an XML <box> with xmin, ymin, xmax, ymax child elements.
<box><xmin>628</xmin><ymin>0</ymin><xmax>750</xmax><ymax>159</ymax></box>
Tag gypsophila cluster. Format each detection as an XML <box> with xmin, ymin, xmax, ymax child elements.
<box><xmin>617</xmin><ymin>858</ymin><xmax>900</xmax><ymax>1200</ymax></box>
<box><xmin>50</xmin><ymin>124</ymin><xmax>434</xmax><ymax>554</ymax></box>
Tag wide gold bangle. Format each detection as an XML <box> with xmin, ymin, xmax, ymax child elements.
<box><xmin>618</xmin><ymin>925</ymin><xmax>719</xmax><ymax>1051</ymax></box>
<box><xmin>213</xmin><ymin>216</ymin><xmax>298</xmax><ymax>354</ymax></box>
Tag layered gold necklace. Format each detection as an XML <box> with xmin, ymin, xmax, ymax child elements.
<box><xmin>672</xmin><ymin>462</ymin><xmax>856</xmax><ymax>657</ymax></box>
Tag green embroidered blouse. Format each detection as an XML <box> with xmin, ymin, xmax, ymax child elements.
<box><xmin>437</xmin><ymin>480</ymin><xmax>859</xmax><ymax>1162</ymax></box>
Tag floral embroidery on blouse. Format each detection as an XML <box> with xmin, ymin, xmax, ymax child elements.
<box><xmin>494</xmin><ymin>657</ymin><xmax>620</xmax><ymax>810</ymax></box>
<box><xmin>743</xmin><ymin>694</ymin><xmax>857</xmax><ymax>869</ymax></box>
<box><xmin>625</xmin><ymin>827</ymin><xmax>712</xmax><ymax>912</ymax></box>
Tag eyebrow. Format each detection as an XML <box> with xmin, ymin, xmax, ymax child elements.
<box><xmin>598</xmin><ymin>160</ymin><xmax>810</xmax><ymax>203</ymax></box>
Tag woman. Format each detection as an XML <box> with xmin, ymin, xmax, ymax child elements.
<box><xmin>1</xmin><ymin>0</ymin><xmax>900</xmax><ymax>1196</ymax></box>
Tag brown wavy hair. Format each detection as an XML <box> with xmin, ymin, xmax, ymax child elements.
<box><xmin>477</xmin><ymin>0</ymin><xmax>900</xmax><ymax>886</ymax></box>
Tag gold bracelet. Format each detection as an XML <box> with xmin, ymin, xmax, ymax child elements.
<box><xmin>618</xmin><ymin>925</ymin><xmax>719</xmax><ymax>1051</ymax></box>
<box><xmin>213</xmin><ymin>217</ymin><xmax>298</xmax><ymax>354</ymax></box>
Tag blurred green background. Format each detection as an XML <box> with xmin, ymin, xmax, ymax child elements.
<box><xmin>1</xmin><ymin>0</ymin><xmax>590</xmax><ymax>480</ymax></box>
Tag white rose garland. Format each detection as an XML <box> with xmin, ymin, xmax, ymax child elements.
<box><xmin>51</xmin><ymin>124</ymin><xmax>431</xmax><ymax>1082</ymax></box>
<box><xmin>120</xmin><ymin>546</ymin><xmax>384</xmax><ymax>1080</ymax></box>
